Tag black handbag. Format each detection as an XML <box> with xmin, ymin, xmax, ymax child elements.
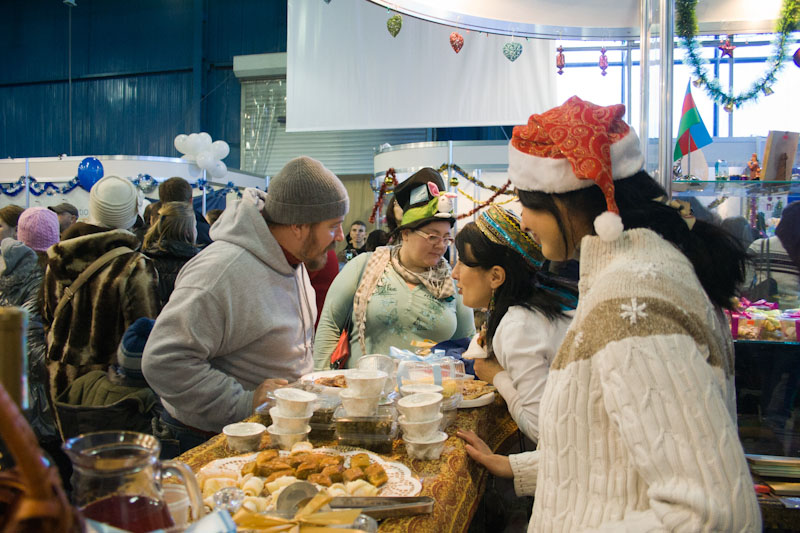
<box><xmin>744</xmin><ymin>239</ymin><xmax>778</xmax><ymax>301</ymax></box>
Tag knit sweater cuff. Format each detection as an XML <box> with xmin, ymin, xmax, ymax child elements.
<box><xmin>509</xmin><ymin>451</ymin><xmax>539</xmax><ymax>496</ymax></box>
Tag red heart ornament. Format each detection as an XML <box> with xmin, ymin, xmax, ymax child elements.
<box><xmin>450</xmin><ymin>32</ymin><xmax>464</xmax><ymax>54</ymax></box>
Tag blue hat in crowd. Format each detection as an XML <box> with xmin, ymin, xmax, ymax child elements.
<box><xmin>115</xmin><ymin>317</ymin><xmax>156</xmax><ymax>387</ymax></box>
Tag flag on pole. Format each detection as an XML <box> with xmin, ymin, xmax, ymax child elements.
<box><xmin>674</xmin><ymin>82</ymin><xmax>713</xmax><ymax>161</ymax></box>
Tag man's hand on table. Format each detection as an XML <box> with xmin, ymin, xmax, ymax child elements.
<box><xmin>252</xmin><ymin>378</ymin><xmax>289</xmax><ymax>410</ymax></box>
<box><xmin>457</xmin><ymin>429</ymin><xmax>513</xmax><ymax>479</ymax></box>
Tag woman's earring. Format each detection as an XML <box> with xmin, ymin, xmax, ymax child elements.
<box><xmin>488</xmin><ymin>289</ymin><xmax>496</xmax><ymax>315</ymax></box>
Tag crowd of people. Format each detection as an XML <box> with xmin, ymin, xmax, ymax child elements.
<box><xmin>2</xmin><ymin>95</ymin><xmax>786</xmax><ymax>530</ymax></box>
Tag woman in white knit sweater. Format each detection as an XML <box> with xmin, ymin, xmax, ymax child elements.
<box><xmin>452</xmin><ymin>205</ymin><xmax>575</xmax><ymax>442</ymax></box>
<box><xmin>460</xmin><ymin>96</ymin><xmax>760</xmax><ymax>532</ymax></box>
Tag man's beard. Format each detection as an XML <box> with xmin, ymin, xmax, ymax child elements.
<box><xmin>302</xmin><ymin>233</ymin><xmax>335</xmax><ymax>271</ymax></box>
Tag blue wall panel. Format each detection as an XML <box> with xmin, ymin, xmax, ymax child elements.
<box><xmin>1</xmin><ymin>0</ymin><xmax>286</xmax><ymax>171</ymax></box>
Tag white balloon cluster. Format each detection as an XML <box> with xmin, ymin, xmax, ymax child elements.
<box><xmin>174</xmin><ymin>132</ymin><xmax>230</xmax><ymax>179</ymax></box>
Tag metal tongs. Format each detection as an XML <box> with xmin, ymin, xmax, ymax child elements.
<box><xmin>275</xmin><ymin>481</ymin><xmax>434</xmax><ymax>520</ymax></box>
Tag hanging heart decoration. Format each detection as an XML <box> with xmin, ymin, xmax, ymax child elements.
<box><xmin>387</xmin><ymin>14</ymin><xmax>402</xmax><ymax>38</ymax></box>
<box><xmin>502</xmin><ymin>42</ymin><xmax>522</xmax><ymax>62</ymax></box>
<box><xmin>450</xmin><ymin>32</ymin><xmax>464</xmax><ymax>54</ymax></box>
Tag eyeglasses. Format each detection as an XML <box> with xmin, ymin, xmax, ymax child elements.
<box><xmin>414</xmin><ymin>229</ymin><xmax>454</xmax><ymax>246</ymax></box>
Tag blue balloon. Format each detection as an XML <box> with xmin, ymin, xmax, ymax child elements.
<box><xmin>77</xmin><ymin>157</ymin><xmax>104</xmax><ymax>191</ymax></box>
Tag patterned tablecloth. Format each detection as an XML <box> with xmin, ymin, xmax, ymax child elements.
<box><xmin>178</xmin><ymin>395</ymin><xmax>519</xmax><ymax>533</ymax></box>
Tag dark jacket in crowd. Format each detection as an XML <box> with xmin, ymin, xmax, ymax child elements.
<box><xmin>144</xmin><ymin>240</ymin><xmax>199</xmax><ymax>307</ymax></box>
<box><xmin>0</xmin><ymin>239</ymin><xmax>58</xmax><ymax>441</ymax></box>
<box><xmin>42</xmin><ymin>223</ymin><xmax>160</xmax><ymax>406</ymax></box>
<box><xmin>195</xmin><ymin>207</ymin><xmax>212</xmax><ymax>247</ymax></box>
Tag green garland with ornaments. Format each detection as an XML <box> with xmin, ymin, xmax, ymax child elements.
<box><xmin>676</xmin><ymin>0</ymin><xmax>800</xmax><ymax>111</ymax></box>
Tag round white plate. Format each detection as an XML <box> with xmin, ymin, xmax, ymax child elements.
<box><xmin>459</xmin><ymin>391</ymin><xmax>495</xmax><ymax>409</ymax></box>
<box><xmin>299</xmin><ymin>370</ymin><xmax>348</xmax><ymax>395</ymax></box>
<box><xmin>197</xmin><ymin>447</ymin><xmax>421</xmax><ymax>497</ymax></box>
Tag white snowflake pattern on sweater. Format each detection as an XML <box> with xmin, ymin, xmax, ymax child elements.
<box><xmin>631</xmin><ymin>262</ymin><xmax>658</xmax><ymax>279</ymax></box>
<box><xmin>620</xmin><ymin>297</ymin><xmax>647</xmax><ymax>324</ymax></box>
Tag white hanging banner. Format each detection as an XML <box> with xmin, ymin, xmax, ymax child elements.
<box><xmin>287</xmin><ymin>0</ymin><xmax>556</xmax><ymax>132</ymax></box>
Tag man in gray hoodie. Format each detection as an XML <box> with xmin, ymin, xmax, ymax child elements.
<box><xmin>142</xmin><ymin>156</ymin><xmax>348</xmax><ymax>451</ymax></box>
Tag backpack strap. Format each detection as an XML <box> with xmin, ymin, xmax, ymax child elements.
<box><xmin>53</xmin><ymin>246</ymin><xmax>135</xmax><ymax>322</ymax></box>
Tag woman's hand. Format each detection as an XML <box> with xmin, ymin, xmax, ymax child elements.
<box><xmin>457</xmin><ymin>429</ymin><xmax>514</xmax><ymax>479</ymax></box>
<box><xmin>473</xmin><ymin>357</ymin><xmax>504</xmax><ymax>385</ymax></box>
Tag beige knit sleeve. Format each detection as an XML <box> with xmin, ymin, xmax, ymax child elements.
<box><xmin>594</xmin><ymin>334</ymin><xmax>760</xmax><ymax>532</ymax></box>
<box><xmin>508</xmin><ymin>451</ymin><xmax>539</xmax><ymax>497</ymax></box>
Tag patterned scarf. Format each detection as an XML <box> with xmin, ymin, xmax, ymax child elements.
<box><xmin>353</xmin><ymin>245</ymin><xmax>454</xmax><ymax>354</ymax></box>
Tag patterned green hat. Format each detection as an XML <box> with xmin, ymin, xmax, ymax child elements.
<box><xmin>393</xmin><ymin>167</ymin><xmax>455</xmax><ymax>231</ymax></box>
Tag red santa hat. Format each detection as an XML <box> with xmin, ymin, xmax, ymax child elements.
<box><xmin>508</xmin><ymin>96</ymin><xmax>644</xmax><ymax>241</ymax></box>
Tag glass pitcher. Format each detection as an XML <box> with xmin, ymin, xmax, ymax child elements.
<box><xmin>63</xmin><ymin>431</ymin><xmax>204</xmax><ymax>532</ymax></box>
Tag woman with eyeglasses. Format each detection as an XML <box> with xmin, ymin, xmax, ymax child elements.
<box><xmin>313</xmin><ymin>168</ymin><xmax>475</xmax><ymax>369</ymax></box>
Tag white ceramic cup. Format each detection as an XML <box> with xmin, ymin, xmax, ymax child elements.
<box><xmin>400</xmin><ymin>383</ymin><xmax>444</xmax><ymax>397</ymax></box>
<box><xmin>269</xmin><ymin>406</ymin><xmax>312</xmax><ymax>433</ymax></box>
<box><xmin>274</xmin><ymin>388</ymin><xmax>317</xmax><ymax>417</ymax></box>
<box><xmin>396</xmin><ymin>392</ymin><xmax>443</xmax><ymax>422</ymax></box>
<box><xmin>398</xmin><ymin>413</ymin><xmax>443</xmax><ymax>440</ymax></box>
<box><xmin>222</xmin><ymin>422</ymin><xmax>266</xmax><ymax>453</ymax></box>
<box><xmin>267</xmin><ymin>424</ymin><xmax>311</xmax><ymax>450</ymax></box>
<box><xmin>339</xmin><ymin>389</ymin><xmax>381</xmax><ymax>417</ymax></box>
<box><xmin>356</xmin><ymin>355</ymin><xmax>396</xmax><ymax>395</ymax></box>
<box><xmin>403</xmin><ymin>431</ymin><xmax>449</xmax><ymax>460</ymax></box>
<box><xmin>345</xmin><ymin>369</ymin><xmax>388</xmax><ymax>397</ymax></box>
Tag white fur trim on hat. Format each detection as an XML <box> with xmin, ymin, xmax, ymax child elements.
<box><xmin>593</xmin><ymin>211</ymin><xmax>624</xmax><ymax>241</ymax></box>
<box><xmin>508</xmin><ymin>128</ymin><xmax>645</xmax><ymax>192</ymax></box>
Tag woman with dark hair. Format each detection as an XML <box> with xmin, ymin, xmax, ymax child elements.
<box><xmin>0</xmin><ymin>204</ymin><xmax>25</xmax><ymax>240</ymax></box>
<box><xmin>460</xmin><ymin>97</ymin><xmax>758</xmax><ymax>531</ymax></box>
<box><xmin>452</xmin><ymin>206</ymin><xmax>575</xmax><ymax>441</ymax></box>
<box><xmin>143</xmin><ymin>201</ymin><xmax>199</xmax><ymax>307</ymax></box>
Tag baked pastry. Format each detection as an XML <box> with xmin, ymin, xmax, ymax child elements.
<box><xmin>321</xmin><ymin>464</ymin><xmax>344</xmax><ymax>483</ymax></box>
<box><xmin>342</xmin><ymin>467</ymin><xmax>365</xmax><ymax>482</ymax></box>
<box><xmin>345</xmin><ymin>479</ymin><xmax>379</xmax><ymax>497</ymax></box>
<box><xmin>257</xmin><ymin>458</ymin><xmax>293</xmax><ymax>477</ymax></box>
<box><xmin>287</xmin><ymin>452</ymin><xmax>311</xmax><ymax>469</ymax></box>
<box><xmin>240</xmin><ymin>461</ymin><xmax>257</xmax><ymax>477</ymax></box>
<box><xmin>462</xmin><ymin>379</ymin><xmax>496</xmax><ymax>400</ymax></box>
<box><xmin>319</xmin><ymin>455</ymin><xmax>345</xmax><ymax>468</ymax></box>
<box><xmin>314</xmin><ymin>374</ymin><xmax>347</xmax><ymax>388</ymax></box>
<box><xmin>295</xmin><ymin>461</ymin><xmax>321</xmax><ymax>480</ymax></box>
<box><xmin>264</xmin><ymin>469</ymin><xmax>295</xmax><ymax>483</ymax></box>
<box><xmin>290</xmin><ymin>442</ymin><xmax>314</xmax><ymax>454</ymax></box>
<box><xmin>364</xmin><ymin>463</ymin><xmax>388</xmax><ymax>487</ymax></box>
<box><xmin>307</xmin><ymin>473</ymin><xmax>333</xmax><ymax>487</ymax></box>
<box><xmin>255</xmin><ymin>449</ymin><xmax>279</xmax><ymax>465</ymax></box>
<box><xmin>350</xmin><ymin>453</ymin><xmax>371</xmax><ymax>470</ymax></box>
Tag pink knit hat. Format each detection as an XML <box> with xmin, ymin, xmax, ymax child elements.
<box><xmin>17</xmin><ymin>207</ymin><xmax>60</xmax><ymax>252</ymax></box>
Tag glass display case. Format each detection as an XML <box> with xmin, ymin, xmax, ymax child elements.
<box><xmin>673</xmin><ymin>179</ymin><xmax>800</xmax><ymax>458</ymax></box>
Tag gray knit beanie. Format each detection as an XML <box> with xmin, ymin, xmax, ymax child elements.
<box><xmin>263</xmin><ymin>156</ymin><xmax>349</xmax><ymax>224</ymax></box>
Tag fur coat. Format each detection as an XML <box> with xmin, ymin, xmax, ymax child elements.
<box><xmin>42</xmin><ymin>225</ymin><xmax>160</xmax><ymax>405</ymax></box>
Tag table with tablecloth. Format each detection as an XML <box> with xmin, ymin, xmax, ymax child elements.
<box><xmin>178</xmin><ymin>395</ymin><xmax>519</xmax><ymax>532</ymax></box>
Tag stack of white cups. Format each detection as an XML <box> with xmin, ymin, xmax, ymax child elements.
<box><xmin>340</xmin><ymin>370</ymin><xmax>388</xmax><ymax>417</ymax></box>
<box><xmin>267</xmin><ymin>388</ymin><xmax>316</xmax><ymax>450</ymax></box>
<box><xmin>397</xmin><ymin>393</ymin><xmax>448</xmax><ymax>460</ymax></box>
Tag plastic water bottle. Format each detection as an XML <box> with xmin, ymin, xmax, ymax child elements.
<box><xmin>715</xmin><ymin>160</ymin><xmax>729</xmax><ymax>180</ymax></box>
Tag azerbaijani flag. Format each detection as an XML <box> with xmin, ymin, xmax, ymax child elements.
<box><xmin>674</xmin><ymin>82</ymin><xmax>713</xmax><ymax>161</ymax></box>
